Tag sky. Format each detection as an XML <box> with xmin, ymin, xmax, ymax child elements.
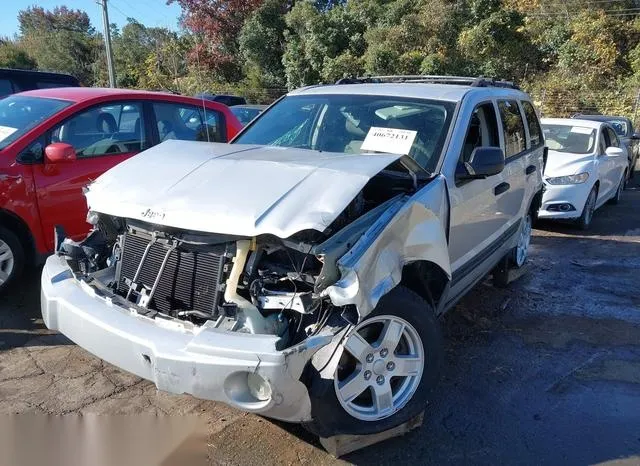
<box><xmin>1</xmin><ymin>0</ymin><xmax>183</xmax><ymax>38</ymax></box>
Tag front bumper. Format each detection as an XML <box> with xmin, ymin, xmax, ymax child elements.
<box><xmin>41</xmin><ymin>255</ymin><xmax>329</xmax><ymax>422</ymax></box>
<box><xmin>537</xmin><ymin>181</ymin><xmax>591</xmax><ymax>220</ymax></box>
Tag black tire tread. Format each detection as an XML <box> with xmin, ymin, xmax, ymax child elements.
<box><xmin>302</xmin><ymin>286</ymin><xmax>443</xmax><ymax>438</ymax></box>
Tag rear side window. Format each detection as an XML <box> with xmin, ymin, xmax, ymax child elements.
<box><xmin>0</xmin><ymin>79</ymin><xmax>13</xmax><ymax>97</ymax></box>
<box><xmin>521</xmin><ymin>101</ymin><xmax>543</xmax><ymax>148</ymax></box>
<box><xmin>36</xmin><ymin>81</ymin><xmax>73</xmax><ymax>89</ymax></box>
<box><xmin>498</xmin><ymin>100</ymin><xmax>526</xmax><ymax>158</ymax></box>
<box><xmin>153</xmin><ymin>102</ymin><xmax>225</xmax><ymax>143</ymax></box>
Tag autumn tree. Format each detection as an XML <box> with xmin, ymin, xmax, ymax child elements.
<box><xmin>168</xmin><ymin>0</ymin><xmax>264</xmax><ymax>82</ymax></box>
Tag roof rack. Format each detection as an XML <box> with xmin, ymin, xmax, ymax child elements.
<box><xmin>335</xmin><ymin>75</ymin><xmax>519</xmax><ymax>90</ymax></box>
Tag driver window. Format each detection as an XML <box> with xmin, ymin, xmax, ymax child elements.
<box><xmin>599</xmin><ymin>131</ymin><xmax>607</xmax><ymax>155</ymax></box>
<box><xmin>606</xmin><ymin>128</ymin><xmax>620</xmax><ymax>148</ymax></box>
<box><xmin>460</xmin><ymin>102</ymin><xmax>499</xmax><ymax>165</ymax></box>
<box><xmin>50</xmin><ymin>102</ymin><xmax>146</xmax><ymax>159</ymax></box>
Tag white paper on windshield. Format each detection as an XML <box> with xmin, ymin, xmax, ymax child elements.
<box><xmin>0</xmin><ymin>125</ymin><xmax>17</xmax><ymax>143</ymax></box>
<box><xmin>570</xmin><ymin>126</ymin><xmax>593</xmax><ymax>134</ymax></box>
<box><xmin>361</xmin><ymin>127</ymin><xmax>417</xmax><ymax>155</ymax></box>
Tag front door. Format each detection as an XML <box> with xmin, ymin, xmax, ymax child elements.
<box><xmin>448</xmin><ymin>101</ymin><xmax>508</xmax><ymax>289</ymax></box>
<box><xmin>32</xmin><ymin>101</ymin><xmax>147</xmax><ymax>249</ymax></box>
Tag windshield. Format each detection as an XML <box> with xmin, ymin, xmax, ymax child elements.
<box><xmin>0</xmin><ymin>95</ymin><xmax>71</xmax><ymax>150</ymax></box>
<box><xmin>543</xmin><ymin>124</ymin><xmax>596</xmax><ymax>154</ymax></box>
<box><xmin>233</xmin><ymin>94</ymin><xmax>455</xmax><ymax>172</ymax></box>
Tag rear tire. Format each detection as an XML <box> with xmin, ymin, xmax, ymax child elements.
<box><xmin>511</xmin><ymin>212</ymin><xmax>532</xmax><ymax>269</ymax></box>
<box><xmin>0</xmin><ymin>226</ymin><xmax>25</xmax><ymax>295</ymax></box>
<box><xmin>303</xmin><ymin>286</ymin><xmax>443</xmax><ymax>438</ymax></box>
<box><xmin>577</xmin><ymin>186</ymin><xmax>597</xmax><ymax>231</ymax></box>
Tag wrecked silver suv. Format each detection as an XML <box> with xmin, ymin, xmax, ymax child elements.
<box><xmin>42</xmin><ymin>76</ymin><xmax>544</xmax><ymax>437</ymax></box>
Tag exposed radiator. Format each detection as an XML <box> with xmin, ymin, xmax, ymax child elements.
<box><xmin>116</xmin><ymin>231</ymin><xmax>226</xmax><ymax>316</ymax></box>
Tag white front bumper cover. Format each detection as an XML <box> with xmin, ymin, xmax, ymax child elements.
<box><xmin>538</xmin><ymin>181</ymin><xmax>592</xmax><ymax>220</ymax></box>
<box><xmin>41</xmin><ymin>255</ymin><xmax>333</xmax><ymax>422</ymax></box>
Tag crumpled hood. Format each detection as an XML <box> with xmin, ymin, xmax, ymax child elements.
<box><xmin>85</xmin><ymin>140</ymin><xmax>403</xmax><ymax>237</ymax></box>
<box><xmin>544</xmin><ymin>150</ymin><xmax>594</xmax><ymax>177</ymax></box>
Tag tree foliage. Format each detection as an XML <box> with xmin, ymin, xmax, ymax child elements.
<box><xmin>0</xmin><ymin>39</ymin><xmax>37</xmax><ymax>70</ymax></box>
<box><xmin>10</xmin><ymin>0</ymin><xmax>640</xmax><ymax>120</ymax></box>
<box><xmin>168</xmin><ymin>0</ymin><xmax>264</xmax><ymax>81</ymax></box>
<box><xmin>18</xmin><ymin>6</ymin><xmax>98</xmax><ymax>84</ymax></box>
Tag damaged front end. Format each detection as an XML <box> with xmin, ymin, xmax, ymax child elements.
<box><xmin>42</xmin><ymin>154</ymin><xmax>450</xmax><ymax>422</ymax></box>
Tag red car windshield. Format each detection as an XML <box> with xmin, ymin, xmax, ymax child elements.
<box><xmin>0</xmin><ymin>95</ymin><xmax>72</xmax><ymax>150</ymax></box>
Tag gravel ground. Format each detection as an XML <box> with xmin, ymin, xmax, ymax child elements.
<box><xmin>1</xmin><ymin>175</ymin><xmax>639</xmax><ymax>465</ymax></box>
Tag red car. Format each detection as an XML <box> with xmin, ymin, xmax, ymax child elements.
<box><xmin>0</xmin><ymin>87</ymin><xmax>242</xmax><ymax>292</ymax></box>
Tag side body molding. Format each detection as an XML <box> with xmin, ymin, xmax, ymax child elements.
<box><xmin>324</xmin><ymin>176</ymin><xmax>452</xmax><ymax>318</ymax></box>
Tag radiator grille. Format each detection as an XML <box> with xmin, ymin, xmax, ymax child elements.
<box><xmin>117</xmin><ymin>232</ymin><xmax>226</xmax><ymax>315</ymax></box>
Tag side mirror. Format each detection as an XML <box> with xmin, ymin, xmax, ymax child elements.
<box><xmin>45</xmin><ymin>143</ymin><xmax>76</xmax><ymax>164</ymax></box>
<box><xmin>605</xmin><ymin>147</ymin><xmax>625</xmax><ymax>157</ymax></box>
<box><xmin>457</xmin><ymin>146</ymin><xmax>505</xmax><ymax>181</ymax></box>
<box><xmin>633</xmin><ymin>133</ymin><xmax>640</xmax><ymax>140</ymax></box>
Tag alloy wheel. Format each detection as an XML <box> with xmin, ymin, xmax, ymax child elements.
<box><xmin>334</xmin><ymin>315</ymin><xmax>424</xmax><ymax>421</ymax></box>
<box><xmin>0</xmin><ymin>239</ymin><xmax>15</xmax><ymax>286</ymax></box>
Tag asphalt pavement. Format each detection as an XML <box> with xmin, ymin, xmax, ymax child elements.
<box><xmin>1</xmin><ymin>175</ymin><xmax>640</xmax><ymax>465</ymax></box>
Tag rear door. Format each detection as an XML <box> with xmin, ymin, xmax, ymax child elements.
<box><xmin>32</xmin><ymin>100</ymin><xmax>148</xmax><ymax>248</ymax></box>
<box><xmin>496</xmin><ymin>99</ymin><xmax>528</xmax><ymax>223</ymax></box>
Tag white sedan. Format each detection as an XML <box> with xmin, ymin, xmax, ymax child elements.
<box><xmin>539</xmin><ymin>118</ymin><xmax>629</xmax><ymax>230</ymax></box>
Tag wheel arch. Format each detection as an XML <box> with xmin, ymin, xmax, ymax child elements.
<box><xmin>400</xmin><ymin>260</ymin><xmax>449</xmax><ymax>312</ymax></box>
<box><xmin>0</xmin><ymin>209</ymin><xmax>36</xmax><ymax>264</ymax></box>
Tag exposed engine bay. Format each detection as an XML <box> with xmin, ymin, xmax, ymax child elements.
<box><xmin>56</xmin><ymin>164</ymin><xmax>426</xmax><ymax>350</ymax></box>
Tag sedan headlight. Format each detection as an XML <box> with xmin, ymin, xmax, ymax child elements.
<box><xmin>546</xmin><ymin>172</ymin><xmax>589</xmax><ymax>185</ymax></box>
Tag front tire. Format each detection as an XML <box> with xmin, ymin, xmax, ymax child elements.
<box><xmin>577</xmin><ymin>186</ymin><xmax>597</xmax><ymax>230</ymax></box>
<box><xmin>303</xmin><ymin>286</ymin><xmax>443</xmax><ymax>437</ymax></box>
<box><xmin>608</xmin><ymin>172</ymin><xmax>625</xmax><ymax>205</ymax></box>
<box><xmin>0</xmin><ymin>226</ymin><xmax>25</xmax><ymax>294</ymax></box>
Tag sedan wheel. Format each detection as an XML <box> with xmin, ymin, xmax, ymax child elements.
<box><xmin>609</xmin><ymin>173</ymin><xmax>625</xmax><ymax>205</ymax></box>
<box><xmin>0</xmin><ymin>239</ymin><xmax>14</xmax><ymax>287</ymax></box>
<box><xmin>334</xmin><ymin>315</ymin><xmax>424</xmax><ymax>421</ymax></box>
<box><xmin>577</xmin><ymin>186</ymin><xmax>597</xmax><ymax>230</ymax></box>
<box><xmin>0</xmin><ymin>226</ymin><xmax>24</xmax><ymax>294</ymax></box>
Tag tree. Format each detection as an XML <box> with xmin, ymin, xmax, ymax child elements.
<box><xmin>168</xmin><ymin>0</ymin><xmax>264</xmax><ymax>82</ymax></box>
<box><xmin>239</xmin><ymin>0</ymin><xmax>289</xmax><ymax>88</ymax></box>
<box><xmin>17</xmin><ymin>6</ymin><xmax>99</xmax><ymax>85</ymax></box>
<box><xmin>0</xmin><ymin>39</ymin><xmax>37</xmax><ymax>70</ymax></box>
<box><xmin>458</xmin><ymin>9</ymin><xmax>536</xmax><ymax>79</ymax></box>
<box><xmin>113</xmin><ymin>20</ymin><xmax>181</xmax><ymax>88</ymax></box>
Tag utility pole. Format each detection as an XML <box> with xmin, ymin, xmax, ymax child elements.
<box><xmin>99</xmin><ymin>0</ymin><xmax>116</xmax><ymax>87</ymax></box>
<box><xmin>633</xmin><ymin>89</ymin><xmax>640</xmax><ymax>127</ymax></box>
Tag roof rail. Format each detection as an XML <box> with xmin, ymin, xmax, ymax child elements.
<box><xmin>335</xmin><ymin>75</ymin><xmax>519</xmax><ymax>89</ymax></box>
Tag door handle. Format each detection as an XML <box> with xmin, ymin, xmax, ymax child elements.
<box><xmin>526</xmin><ymin>165</ymin><xmax>536</xmax><ymax>175</ymax></box>
<box><xmin>494</xmin><ymin>182</ymin><xmax>510</xmax><ymax>196</ymax></box>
